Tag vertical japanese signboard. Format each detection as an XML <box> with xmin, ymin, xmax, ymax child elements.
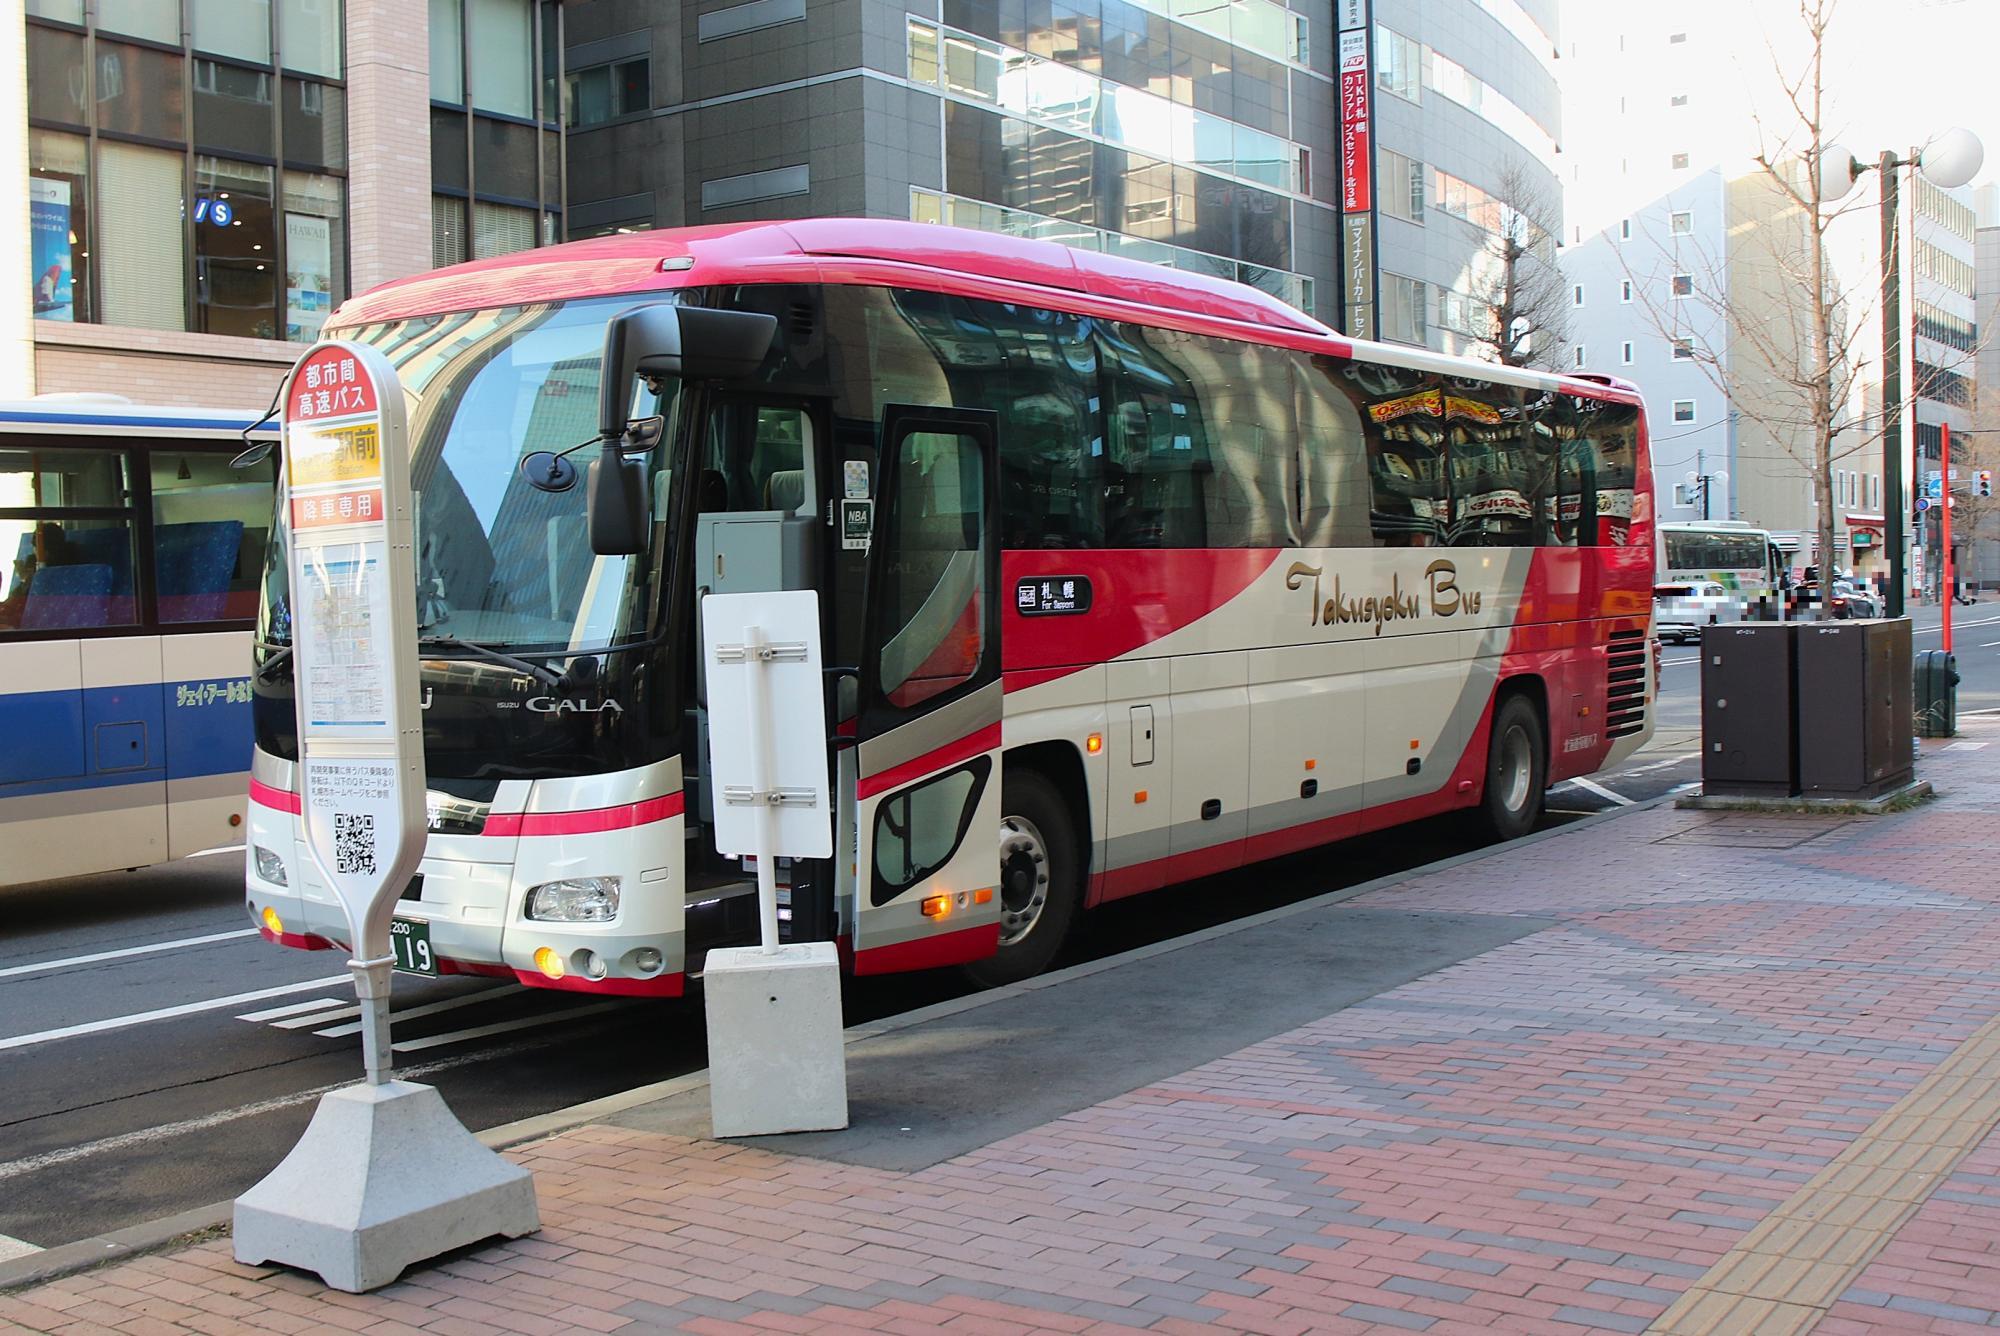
<box><xmin>283</xmin><ymin>342</ymin><xmax>427</xmax><ymax>968</ymax></box>
<box><xmin>1337</xmin><ymin>0</ymin><xmax>1377</xmax><ymax>341</ymax></box>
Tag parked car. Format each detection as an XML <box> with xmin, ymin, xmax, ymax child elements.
<box><xmin>1832</xmin><ymin>580</ymin><xmax>1879</xmax><ymax>618</ymax></box>
<box><xmin>1654</xmin><ymin>581</ymin><xmax>1741</xmax><ymax>643</ymax></box>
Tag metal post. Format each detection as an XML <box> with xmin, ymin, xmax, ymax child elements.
<box><xmin>1943</xmin><ymin>422</ymin><xmax>1955</xmax><ymax>649</ymax></box>
<box><xmin>350</xmin><ymin>956</ymin><xmax>396</xmax><ymax>1085</ymax></box>
<box><xmin>742</xmin><ymin>624</ymin><xmax>782</xmax><ymax>954</ymax></box>
<box><xmin>1881</xmin><ymin>149</ymin><xmax>1905</xmax><ymax>618</ymax></box>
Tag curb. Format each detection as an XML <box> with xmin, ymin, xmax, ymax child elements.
<box><xmin>0</xmin><ymin>792</ymin><xmax>1668</xmax><ymax>1295</ymax></box>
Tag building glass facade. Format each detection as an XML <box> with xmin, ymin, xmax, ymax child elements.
<box><xmin>25</xmin><ymin>0</ymin><xmax>352</xmax><ymax>340</ymax></box>
<box><xmin>563</xmin><ymin>0</ymin><xmax>1338</xmax><ymax>323</ymax></box>
<box><xmin>428</xmin><ymin>0</ymin><xmax>568</xmax><ymax>267</ymax></box>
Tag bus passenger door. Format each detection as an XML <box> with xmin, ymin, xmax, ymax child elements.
<box><xmin>849</xmin><ymin>405</ymin><xmax>1004</xmax><ymax>974</ymax></box>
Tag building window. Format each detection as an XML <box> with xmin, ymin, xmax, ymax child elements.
<box><xmin>1673</xmin><ymin>399</ymin><xmax>1696</xmax><ymax>423</ymax></box>
<box><xmin>1292</xmin><ymin>13</ymin><xmax>1309</xmax><ymax>65</ymax></box>
<box><xmin>1671</xmin><ymin>273</ymin><xmax>1693</xmax><ymax>299</ymax></box>
<box><xmin>1375</xmin><ymin>26</ymin><xmax>1422</xmax><ymax>103</ymax></box>
<box><xmin>1669</xmin><ymin>31</ymin><xmax>1687</xmax><ymax>43</ymax></box>
<box><xmin>1619</xmin><ymin>219</ymin><xmax>1631</xmax><ymax>240</ymax></box>
<box><xmin>193</xmin><ymin>157</ymin><xmax>278</xmax><ymax>340</ymax></box>
<box><xmin>1572</xmin><ymin>284</ymin><xmax>1584</xmax><ymax>306</ymax></box>
<box><xmin>29</xmin><ymin>130</ymin><xmax>89</xmax><ymax>325</ymax></box>
<box><xmin>473</xmin><ymin>200</ymin><xmax>537</xmax><ymax>258</ymax></box>
<box><xmin>193</xmin><ymin>0</ymin><xmax>272</xmax><ymax>66</ymax></box>
<box><xmin>1573</xmin><ymin>345</ymin><xmax>1586</xmax><ymax>368</ymax></box>
<box><xmin>1297</xmin><ymin>148</ymin><xmax>1311</xmax><ymax>197</ymax></box>
<box><xmin>1673</xmin><ymin>337</ymin><xmax>1695</xmax><ymax>360</ymax></box>
<box><xmin>1670</xmin><ymin>94</ymin><xmax>1688</xmax><ymax>107</ymax></box>
<box><xmin>1379</xmin><ymin>150</ymin><xmax>1424</xmax><ymax>223</ymax></box>
<box><xmin>1620</xmin><ymin>279</ymin><xmax>1633</xmax><ymax>302</ymax></box>
<box><xmin>433</xmin><ymin>195</ymin><xmax>468</xmax><ymax>267</ymax></box>
<box><xmin>1671</xmin><ymin>152</ymin><xmax>1691</xmax><ymax>170</ymax></box>
<box><xmin>1670</xmin><ymin>210</ymin><xmax>1693</xmax><ymax>235</ymax></box>
<box><xmin>1621</xmin><ymin>341</ymin><xmax>1634</xmax><ymax>365</ymax></box>
<box><xmin>1380</xmin><ymin>273</ymin><xmax>1427</xmax><ymax>345</ymax></box>
<box><xmin>98</xmin><ymin>142</ymin><xmax>188</xmax><ymax>332</ymax></box>
<box><xmin>569</xmin><ymin>58</ymin><xmax>650</xmax><ymax>127</ymax></box>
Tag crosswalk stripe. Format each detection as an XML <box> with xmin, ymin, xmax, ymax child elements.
<box><xmin>312</xmin><ymin>985</ymin><xmax>524</xmax><ymax>1038</ymax></box>
<box><xmin>237</xmin><ymin>998</ymin><xmax>346</xmax><ymax>1023</ymax></box>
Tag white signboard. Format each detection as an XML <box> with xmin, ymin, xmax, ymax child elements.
<box><xmin>284</xmin><ymin>341</ymin><xmax>427</xmax><ymax>966</ymax></box>
<box><xmin>700</xmin><ymin>590</ymin><xmax>832</xmax><ymax>860</ymax></box>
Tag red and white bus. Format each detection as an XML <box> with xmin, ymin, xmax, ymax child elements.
<box><xmin>245</xmin><ymin>219</ymin><xmax>1654</xmax><ymax>994</ymax></box>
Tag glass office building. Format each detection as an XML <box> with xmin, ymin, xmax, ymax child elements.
<box><xmin>11</xmin><ymin>0</ymin><xmax>568</xmax><ymax>408</ymax></box>
<box><xmin>564</xmin><ymin>0</ymin><xmax>1342</xmax><ymax>322</ymax></box>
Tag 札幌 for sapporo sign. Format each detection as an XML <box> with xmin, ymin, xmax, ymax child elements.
<box><xmin>282</xmin><ymin>341</ymin><xmax>428</xmax><ymax>963</ymax></box>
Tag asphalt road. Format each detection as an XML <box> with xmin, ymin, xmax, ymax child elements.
<box><xmin>0</xmin><ymin>653</ymin><xmax>1770</xmax><ymax>1257</ymax></box>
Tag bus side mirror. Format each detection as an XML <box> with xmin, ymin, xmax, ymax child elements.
<box><xmin>596</xmin><ymin>303</ymin><xmax>778</xmax><ymax>440</ymax></box>
<box><xmin>587</xmin><ymin>449</ymin><xmax>649</xmax><ymax>556</ymax></box>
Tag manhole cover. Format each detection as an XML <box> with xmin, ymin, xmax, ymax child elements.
<box><xmin>1654</xmin><ymin>815</ymin><xmax>1854</xmax><ymax>849</ymax></box>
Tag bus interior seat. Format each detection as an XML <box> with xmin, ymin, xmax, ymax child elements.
<box><xmin>21</xmin><ymin>562</ymin><xmax>114</xmax><ymax>630</ymax></box>
<box><xmin>155</xmin><ymin>520</ymin><xmax>245</xmax><ymax>622</ymax></box>
<box><xmin>764</xmin><ymin>469</ymin><xmax>805</xmax><ymax>513</ymax></box>
<box><xmin>64</xmin><ymin>527</ymin><xmax>135</xmax><ymax>595</ymax></box>
<box><xmin>697</xmin><ymin>469</ymin><xmax>729</xmax><ymax>514</ymax></box>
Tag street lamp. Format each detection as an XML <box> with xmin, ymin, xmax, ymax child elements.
<box><xmin>1684</xmin><ymin>460</ymin><xmax>1728</xmax><ymax>521</ymax></box>
<box><xmin>1819</xmin><ymin>127</ymin><xmax>1985</xmax><ymax>619</ymax></box>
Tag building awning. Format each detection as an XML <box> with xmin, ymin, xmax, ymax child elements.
<box><xmin>1845</xmin><ymin>514</ymin><xmax>1885</xmax><ymax>533</ymax></box>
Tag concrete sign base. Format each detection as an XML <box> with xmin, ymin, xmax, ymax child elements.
<box><xmin>233</xmin><ymin>1080</ymin><xmax>539</xmax><ymax>1293</ymax></box>
<box><xmin>705</xmin><ymin>942</ymin><xmax>849</xmax><ymax>1138</ymax></box>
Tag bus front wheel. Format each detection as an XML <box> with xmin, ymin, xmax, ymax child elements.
<box><xmin>1480</xmin><ymin>693</ymin><xmax>1547</xmax><ymax>841</ymax></box>
<box><xmin>961</xmin><ymin>769</ymin><xmax>1081</xmax><ymax>989</ymax></box>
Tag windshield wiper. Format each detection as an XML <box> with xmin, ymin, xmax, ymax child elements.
<box><xmin>417</xmin><ymin>636</ymin><xmax>563</xmax><ymax>688</ymax></box>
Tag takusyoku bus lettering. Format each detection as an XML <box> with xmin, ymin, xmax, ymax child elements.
<box><xmin>1284</xmin><ymin>558</ymin><xmax>1483</xmax><ymax>634</ymax></box>
<box><xmin>243</xmin><ymin>218</ymin><xmax>1656</xmax><ymax>998</ymax></box>
<box><xmin>0</xmin><ymin>398</ymin><xmax>280</xmax><ymax>886</ymax></box>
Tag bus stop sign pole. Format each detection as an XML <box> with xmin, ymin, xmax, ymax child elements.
<box><xmin>234</xmin><ymin>341</ymin><xmax>538</xmax><ymax>1293</ymax></box>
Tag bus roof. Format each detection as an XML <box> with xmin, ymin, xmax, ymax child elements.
<box><xmin>0</xmin><ymin>399</ymin><xmax>279</xmax><ymax>438</ymax></box>
<box><xmin>329</xmin><ymin>218</ymin><xmax>1640</xmax><ymax>407</ymax></box>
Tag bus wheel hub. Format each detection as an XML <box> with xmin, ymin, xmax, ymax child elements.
<box><xmin>997</xmin><ymin>816</ymin><xmax>1051</xmax><ymax>947</ymax></box>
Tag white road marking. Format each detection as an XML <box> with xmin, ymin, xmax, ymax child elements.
<box><xmin>392</xmin><ymin>1001</ymin><xmax>625</xmax><ymax>1053</ymax></box>
<box><xmin>1565</xmin><ymin>776</ymin><xmax>1636</xmax><ymax>806</ymax></box>
<box><xmin>312</xmin><ymin>984</ymin><xmax>523</xmax><ymax>1038</ymax></box>
<box><xmin>1916</xmin><ymin>615</ymin><xmax>2000</xmax><ymax>635</ymax></box>
<box><xmin>0</xmin><ymin>929</ymin><xmax>261</xmax><ymax>983</ymax></box>
<box><xmin>236</xmin><ymin>997</ymin><xmax>346</xmax><ymax>1023</ymax></box>
<box><xmin>0</xmin><ymin>1233</ymin><xmax>41</xmax><ymax>1261</ymax></box>
<box><xmin>1662</xmin><ymin>657</ymin><xmax>1699</xmax><ymax>667</ymax></box>
<box><xmin>0</xmin><ymin>1040</ymin><xmax>560</xmax><ymax>1186</ymax></box>
<box><xmin>0</xmin><ymin>976</ymin><xmax>353</xmax><ymax>1053</ymax></box>
<box><xmin>1980</xmin><ymin>640</ymin><xmax>2000</xmax><ymax>648</ymax></box>
<box><xmin>1946</xmin><ymin>741</ymin><xmax>1989</xmax><ymax>751</ymax></box>
<box><xmin>277</xmin><ymin>1005</ymin><xmax>361</xmax><ymax>1029</ymax></box>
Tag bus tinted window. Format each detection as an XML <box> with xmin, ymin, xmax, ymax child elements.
<box><xmin>0</xmin><ymin>448</ymin><xmax>139</xmax><ymax>631</ymax></box>
<box><xmin>150</xmin><ymin>450</ymin><xmax>276</xmax><ymax>623</ymax></box>
<box><xmin>1445</xmin><ymin>379</ymin><xmax>1544</xmax><ymax>548</ymax></box>
<box><xmin>875</xmin><ymin>427</ymin><xmax>987</xmax><ymax>709</ymax></box>
<box><xmin>1547</xmin><ymin>395</ymin><xmax>1638</xmax><ymax>547</ymax></box>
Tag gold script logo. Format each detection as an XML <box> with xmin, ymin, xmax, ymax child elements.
<box><xmin>1285</xmin><ymin>559</ymin><xmax>1481</xmax><ymax>636</ymax></box>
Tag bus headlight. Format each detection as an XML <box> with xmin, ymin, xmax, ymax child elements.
<box><xmin>524</xmin><ymin>876</ymin><xmax>621</xmax><ymax>923</ymax></box>
<box><xmin>253</xmin><ymin>845</ymin><xmax>288</xmax><ymax>886</ymax></box>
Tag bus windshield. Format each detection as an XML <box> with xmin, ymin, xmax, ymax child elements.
<box><xmin>261</xmin><ymin>296</ymin><xmax>674</xmax><ymax>654</ymax></box>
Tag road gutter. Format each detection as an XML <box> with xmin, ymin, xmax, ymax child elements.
<box><xmin>0</xmin><ymin>794</ymin><xmax>1667</xmax><ymax>1294</ymax></box>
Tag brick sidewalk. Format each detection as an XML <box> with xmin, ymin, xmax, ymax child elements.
<box><xmin>8</xmin><ymin>724</ymin><xmax>2000</xmax><ymax>1336</ymax></box>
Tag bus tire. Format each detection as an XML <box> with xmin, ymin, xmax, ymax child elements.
<box><xmin>961</xmin><ymin>769</ymin><xmax>1081</xmax><ymax>989</ymax></box>
<box><xmin>1480</xmin><ymin>693</ymin><xmax>1546</xmax><ymax>842</ymax></box>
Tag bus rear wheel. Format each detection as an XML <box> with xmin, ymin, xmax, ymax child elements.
<box><xmin>961</xmin><ymin>769</ymin><xmax>1080</xmax><ymax>989</ymax></box>
<box><xmin>1480</xmin><ymin>693</ymin><xmax>1547</xmax><ymax>841</ymax></box>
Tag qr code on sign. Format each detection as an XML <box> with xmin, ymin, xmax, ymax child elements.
<box><xmin>334</xmin><ymin>812</ymin><xmax>377</xmax><ymax>875</ymax></box>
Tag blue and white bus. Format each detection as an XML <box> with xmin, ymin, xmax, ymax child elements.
<box><xmin>0</xmin><ymin>396</ymin><xmax>280</xmax><ymax>886</ymax></box>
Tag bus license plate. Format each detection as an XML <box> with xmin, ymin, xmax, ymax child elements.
<box><xmin>389</xmin><ymin>917</ymin><xmax>436</xmax><ymax>976</ymax></box>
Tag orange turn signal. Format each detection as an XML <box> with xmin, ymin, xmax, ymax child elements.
<box><xmin>974</xmin><ymin>888</ymin><xmax>993</xmax><ymax>905</ymax></box>
<box><xmin>921</xmin><ymin>894</ymin><xmax>952</xmax><ymax>919</ymax></box>
<box><xmin>1304</xmin><ymin>758</ymin><xmax>1316</xmax><ymax>771</ymax></box>
<box><xmin>1086</xmin><ymin>732</ymin><xmax>1103</xmax><ymax>754</ymax></box>
<box><xmin>1134</xmin><ymin>789</ymin><xmax>1148</xmax><ymax>804</ymax></box>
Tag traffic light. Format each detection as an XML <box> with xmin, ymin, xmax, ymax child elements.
<box><xmin>1979</xmin><ymin>469</ymin><xmax>1993</xmax><ymax>499</ymax></box>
